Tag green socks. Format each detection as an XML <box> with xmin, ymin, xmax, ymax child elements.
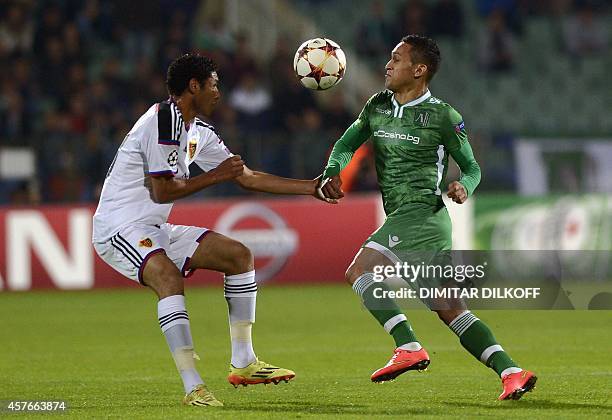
<box><xmin>448</xmin><ymin>311</ymin><xmax>520</xmax><ymax>377</ymax></box>
<box><xmin>353</xmin><ymin>273</ymin><xmax>419</xmax><ymax>348</ymax></box>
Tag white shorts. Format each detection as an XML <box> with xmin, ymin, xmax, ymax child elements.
<box><xmin>93</xmin><ymin>223</ymin><xmax>210</xmax><ymax>284</ymax></box>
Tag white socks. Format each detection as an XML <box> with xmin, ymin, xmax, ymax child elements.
<box><xmin>158</xmin><ymin>295</ymin><xmax>202</xmax><ymax>393</ymax></box>
<box><xmin>224</xmin><ymin>270</ymin><xmax>257</xmax><ymax>368</ymax></box>
<box><xmin>157</xmin><ymin>270</ymin><xmax>258</xmax><ymax>393</ymax></box>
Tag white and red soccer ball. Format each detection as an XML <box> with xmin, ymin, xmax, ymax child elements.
<box><xmin>293</xmin><ymin>38</ymin><xmax>346</xmax><ymax>90</ymax></box>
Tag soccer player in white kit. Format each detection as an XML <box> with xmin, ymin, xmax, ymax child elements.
<box><xmin>92</xmin><ymin>54</ymin><xmax>333</xmax><ymax>407</ymax></box>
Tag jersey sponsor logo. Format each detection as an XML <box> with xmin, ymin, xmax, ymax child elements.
<box><xmin>167</xmin><ymin>150</ymin><xmax>179</xmax><ymax>169</ymax></box>
<box><xmin>373</xmin><ymin>129</ymin><xmax>420</xmax><ymax>145</ymax></box>
<box><xmin>428</xmin><ymin>97</ymin><xmax>442</xmax><ymax>104</ymax></box>
<box><xmin>414</xmin><ymin>111</ymin><xmax>430</xmax><ymax>127</ymax></box>
<box><xmin>454</xmin><ymin>121</ymin><xmax>465</xmax><ymax>133</ymax></box>
<box><xmin>388</xmin><ymin>234</ymin><xmax>402</xmax><ymax>248</ymax></box>
<box><xmin>188</xmin><ymin>138</ymin><xmax>198</xmax><ymax>160</ymax></box>
<box><xmin>139</xmin><ymin>238</ymin><xmax>153</xmax><ymax>248</ymax></box>
<box><xmin>375</xmin><ymin>107</ymin><xmax>392</xmax><ymax>115</ymax></box>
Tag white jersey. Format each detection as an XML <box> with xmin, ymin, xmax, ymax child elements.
<box><xmin>92</xmin><ymin>100</ymin><xmax>232</xmax><ymax>242</ymax></box>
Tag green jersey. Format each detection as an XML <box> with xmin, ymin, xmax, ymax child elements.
<box><xmin>323</xmin><ymin>90</ymin><xmax>481</xmax><ymax>215</ymax></box>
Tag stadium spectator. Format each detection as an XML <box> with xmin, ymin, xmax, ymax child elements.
<box><xmin>36</xmin><ymin>109</ymin><xmax>85</xmax><ymax>202</ymax></box>
<box><xmin>355</xmin><ymin>0</ymin><xmax>395</xmax><ymax>65</ymax></box>
<box><xmin>33</xmin><ymin>4</ymin><xmax>64</xmax><ymax>56</ymax></box>
<box><xmin>321</xmin><ymin>92</ymin><xmax>354</xmax><ymax>139</ymax></box>
<box><xmin>430</xmin><ymin>0</ymin><xmax>465</xmax><ymax>38</ymax></box>
<box><xmin>0</xmin><ymin>82</ymin><xmax>27</xmax><ymax>145</ymax></box>
<box><xmin>39</xmin><ymin>36</ymin><xmax>69</xmax><ymax>99</ymax></box>
<box><xmin>228</xmin><ymin>71</ymin><xmax>273</xmax><ymax>169</ymax></box>
<box><xmin>75</xmin><ymin>0</ymin><xmax>114</xmax><ymax>46</ymax></box>
<box><xmin>394</xmin><ymin>0</ymin><xmax>431</xmax><ymax>38</ymax></box>
<box><xmin>291</xmin><ymin>107</ymin><xmax>329</xmax><ymax>179</ymax></box>
<box><xmin>221</xmin><ymin>32</ymin><xmax>258</xmax><ymax>91</ymax></box>
<box><xmin>0</xmin><ymin>3</ymin><xmax>33</xmax><ymax>57</ymax></box>
<box><xmin>267</xmin><ymin>37</ymin><xmax>316</xmax><ymax>134</ymax></box>
<box><xmin>62</xmin><ymin>22</ymin><xmax>86</xmax><ymax>64</ymax></box>
<box><xmin>563</xmin><ymin>2</ymin><xmax>609</xmax><ymax>57</ymax></box>
<box><xmin>228</xmin><ymin>71</ymin><xmax>272</xmax><ymax>133</ymax></box>
<box><xmin>478</xmin><ymin>9</ymin><xmax>517</xmax><ymax>73</ymax></box>
<box><xmin>195</xmin><ymin>16</ymin><xmax>235</xmax><ymax>53</ymax></box>
<box><xmin>476</xmin><ymin>0</ymin><xmax>524</xmax><ymax>35</ymax></box>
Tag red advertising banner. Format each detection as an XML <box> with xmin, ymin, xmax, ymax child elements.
<box><xmin>0</xmin><ymin>195</ymin><xmax>381</xmax><ymax>290</ymax></box>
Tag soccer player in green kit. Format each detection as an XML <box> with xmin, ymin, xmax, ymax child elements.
<box><xmin>318</xmin><ymin>35</ymin><xmax>537</xmax><ymax>400</ymax></box>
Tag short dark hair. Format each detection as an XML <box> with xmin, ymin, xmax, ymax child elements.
<box><xmin>166</xmin><ymin>54</ymin><xmax>217</xmax><ymax>96</ymax></box>
<box><xmin>401</xmin><ymin>35</ymin><xmax>441</xmax><ymax>82</ymax></box>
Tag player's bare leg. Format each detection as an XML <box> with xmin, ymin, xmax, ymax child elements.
<box><xmin>188</xmin><ymin>232</ymin><xmax>295</xmax><ymax>387</ymax></box>
<box><xmin>346</xmin><ymin>247</ymin><xmax>430</xmax><ymax>382</ymax></box>
<box><xmin>142</xmin><ymin>253</ymin><xmax>222</xmax><ymax>406</ymax></box>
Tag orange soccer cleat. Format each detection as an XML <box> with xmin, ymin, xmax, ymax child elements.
<box><xmin>371</xmin><ymin>347</ymin><xmax>430</xmax><ymax>382</ymax></box>
<box><xmin>498</xmin><ymin>370</ymin><xmax>537</xmax><ymax>400</ymax></box>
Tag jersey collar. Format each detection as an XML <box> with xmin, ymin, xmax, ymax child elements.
<box><xmin>391</xmin><ymin>90</ymin><xmax>431</xmax><ymax>118</ymax></box>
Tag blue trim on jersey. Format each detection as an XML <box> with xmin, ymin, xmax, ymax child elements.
<box><xmin>148</xmin><ymin>170</ymin><xmax>174</xmax><ymax>176</ymax></box>
<box><xmin>158</xmin><ymin>139</ymin><xmax>180</xmax><ymax>145</ymax></box>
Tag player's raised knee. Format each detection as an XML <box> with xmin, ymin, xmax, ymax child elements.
<box><xmin>345</xmin><ymin>264</ymin><xmax>362</xmax><ymax>285</ymax></box>
<box><xmin>228</xmin><ymin>241</ymin><xmax>254</xmax><ymax>273</ymax></box>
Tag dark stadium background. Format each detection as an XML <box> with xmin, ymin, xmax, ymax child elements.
<box><xmin>0</xmin><ymin>1</ymin><xmax>610</xmax><ymax>418</ymax></box>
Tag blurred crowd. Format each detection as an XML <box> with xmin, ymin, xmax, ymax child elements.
<box><xmin>357</xmin><ymin>0</ymin><xmax>609</xmax><ymax>72</ymax></box>
<box><xmin>0</xmin><ymin>0</ymin><xmax>609</xmax><ymax>204</ymax></box>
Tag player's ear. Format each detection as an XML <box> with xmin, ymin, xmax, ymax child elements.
<box><xmin>414</xmin><ymin>63</ymin><xmax>428</xmax><ymax>79</ymax></box>
<box><xmin>188</xmin><ymin>78</ymin><xmax>200</xmax><ymax>94</ymax></box>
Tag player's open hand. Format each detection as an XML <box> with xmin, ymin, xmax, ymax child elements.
<box><xmin>447</xmin><ymin>181</ymin><xmax>467</xmax><ymax>204</ymax></box>
<box><xmin>212</xmin><ymin>155</ymin><xmax>244</xmax><ymax>182</ymax></box>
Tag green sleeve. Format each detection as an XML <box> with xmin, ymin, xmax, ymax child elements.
<box><xmin>441</xmin><ymin>107</ymin><xmax>481</xmax><ymax>197</ymax></box>
<box><xmin>322</xmin><ymin>100</ymin><xmax>372</xmax><ymax>178</ymax></box>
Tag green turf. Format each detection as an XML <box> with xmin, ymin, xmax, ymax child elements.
<box><xmin>1</xmin><ymin>285</ymin><xmax>611</xmax><ymax>419</ymax></box>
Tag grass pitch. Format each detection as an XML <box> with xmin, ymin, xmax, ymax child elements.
<box><xmin>1</xmin><ymin>285</ymin><xmax>611</xmax><ymax>419</ymax></box>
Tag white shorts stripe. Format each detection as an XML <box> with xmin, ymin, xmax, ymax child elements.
<box><xmin>364</xmin><ymin>241</ymin><xmax>401</xmax><ymax>264</ymax></box>
<box><xmin>116</xmin><ymin>234</ymin><xmax>144</xmax><ymax>261</ymax></box>
<box><xmin>110</xmin><ymin>236</ymin><xmax>142</xmax><ymax>268</ymax></box>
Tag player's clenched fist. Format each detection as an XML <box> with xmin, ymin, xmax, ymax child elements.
<box><xmin>212</xmin><ymin>155</ymin><xmax>245</xmax><ymax>181</ymax></box>
<box><xmin>314</xmin><ymin>175</ymin><xmax>344</xmax><ymax>204</ymax></box>
<box><xmin>447</xmin><ymin>181</ymin><xmax>467</xmax><ymax>204</ymax></box>
<box><xmin>322</xmin><ymin>175</ymin><xmax>344</xmax><ymax>199</ymax></box>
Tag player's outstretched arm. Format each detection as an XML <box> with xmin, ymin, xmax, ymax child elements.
<box><xmin>235</xmin><ymin>166</ymin><xmax>338</xmax><ymax>203</ymax></box>
<box><xmin>322</xmin><ymin>121</ymin><xmax>370</xmax><ymax>181</ymax></box>
<box><xmin>317</xmin><ymin>116</ymin><xmax>371</xmax><ymax>201</ymax></box>
<box><xmin>149</xmin><ymin>155</ymin><xmax>245</xmax><ymax>203</ymax></box>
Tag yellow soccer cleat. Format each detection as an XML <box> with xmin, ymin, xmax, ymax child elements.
<box><xmin>183</xmin><ymin>384</ymin><xmax>223</xmax><ymax>407</ymax></box>
<box><xmin>228</xmin><ymin>359</ymin><xmax>295</xmax><ymax>387</ymax></box>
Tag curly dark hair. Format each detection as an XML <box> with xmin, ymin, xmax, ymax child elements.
<box><xmin>401</xmin><ymin>35</ymin><xmax>441</xmax><ymax>82</ymax></box>
<box><xmin>166</xmin><ymin>54</ymin><xmax>217</xmax><ymax>96</ymax></box>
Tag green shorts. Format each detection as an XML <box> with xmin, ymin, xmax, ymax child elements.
<box><xmin>364</xmin><ymin>203</ymin><xmax>452</xmax><ymax>257</ymax></box>
<box><xmin>364</xmin><ymin>203</ymin><xmax>454</xmax><ymax>298</ymax></box>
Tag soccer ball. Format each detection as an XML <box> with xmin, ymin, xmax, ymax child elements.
<box><xmin>293</xmin><ymin>38</ymin><xmax>346</xmax><ymax>90</ymax></box>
